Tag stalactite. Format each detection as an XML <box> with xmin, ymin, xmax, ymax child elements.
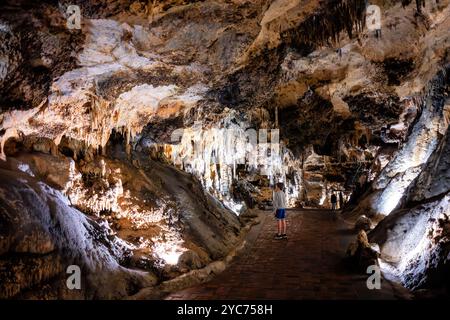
<box><xmin>284</xmin><ymin>0</ymin><xmax>366</xmax><ymax>48</ymax></box>
<box><xmin>401</xmin><ymin>0</ymin><xmax>426</xmax><ymax>13</ymax></box>
<box><xmin>166</xmin><ymin>111</ymin><xmax>303</xmax><ymax>212</ymax></box>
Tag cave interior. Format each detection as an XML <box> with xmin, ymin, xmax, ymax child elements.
<box><xmin>0</xmin><ymin>0</ymin><xmax>449</xmax><ymax>300</ymax></box>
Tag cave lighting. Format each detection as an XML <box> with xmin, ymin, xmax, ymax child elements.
<box><xmin>168</xmin><ymin>112</ymin><xmax>302</xmax><ymax>212</ymax></box>
<box><xmin>152</xmin><ymin>240</ymin><xmax>187</xmax><ymax>266</ymax></box>
<box><xmin>376</xmin><ymin>188</ymin><xmax>404</xmax><ymax>216</ymax></box>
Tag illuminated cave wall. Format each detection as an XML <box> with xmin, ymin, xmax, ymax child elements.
<box><xmin>350</xmin><ymin>65</ymin><xmax>450</xmax><ymax>218</ymax></box>
<box><xmin>164</xmin><ymin>110</ymin><xmax>303</xmax><ymax>213</ymax></box>
<box><xmin>1</xmin><ymin>0</ymin><xmax>450</xmax><ymax>299</ymax></box>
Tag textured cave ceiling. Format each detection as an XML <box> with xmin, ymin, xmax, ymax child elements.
<box><xmin>0</xmin><ymin>0</ymin><xmax>449</xmax><ymax>299</ymax></box>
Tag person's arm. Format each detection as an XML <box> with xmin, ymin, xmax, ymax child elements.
<box><xmin>273</xmin><ymin>192</ymin><xmax>279</xmax><ymax>213</ymax></box>
<box><xmin>281</xmin><ymin>191</ymin><xmax>286</xmax><ymax>209</ymax></box>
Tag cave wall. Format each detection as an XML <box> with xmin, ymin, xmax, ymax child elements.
<box><xmin>1</xmin><ymin>0</ymin><xmax>450</xmax><ymax>298</ymax></box>
<box><xmin>352</xmin><ymin>65</ymin><xmax>449</xmax><ymax>291</ymax></box>
<box><xmin>370</xmin><ymin>128</ymin><xmax>449</xmax><ymax>290</ymax></box>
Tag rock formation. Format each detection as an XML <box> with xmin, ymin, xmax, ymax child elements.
<box><xmin>1</xmin><ymin>0</ymin><xmax>449</xmax><ymax>298</ymax></box>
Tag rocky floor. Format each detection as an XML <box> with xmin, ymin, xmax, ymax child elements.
<box><xmin>166</xmin><ymin>209</ymin><xmax>411</xmax><ymax>300</ymax></box>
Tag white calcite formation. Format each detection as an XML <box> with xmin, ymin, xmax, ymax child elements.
<box><xmin>0</xmin><ymin>167</ymin><xmax>156</xmax><ymax>299</ymax></box>
<box><xmin>374</xmin><ymin>194</ymin><xmax>450</xmax><ymax>289</ymax></box>
<box><xmin>366</xmin><ymin>68</ymin><xmax>450</xmax><ymax>291</ymax></box>
<box><xmin>0</xmin><ymin>18</ymin><xmax>207</xmax><ymax>158</ymax></box>
<box><xmin>166</xmin><ymin>110</ymin><xmax>303</xmax><ymax>212</ymax></box>
<box><xmin>352</xmin><ymin>69</ymin><xmax>449</xmax><ymax>217</ymax></box>
<box><xmin>1</xmin><ymin>0</ymin><xmax>450</xmax><ymax>299</ymax></box>
<box><xmin>61</xmin><ymin>157</ymin><xmax>189</xmax><ymax>267</ymax></box>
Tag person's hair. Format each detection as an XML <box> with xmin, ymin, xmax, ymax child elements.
<box><xmin>276</xmin><ymin>182</ymin><xmax>284</xmax><ymax>191</ymax></box>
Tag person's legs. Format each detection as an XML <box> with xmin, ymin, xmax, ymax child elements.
<box><xmin>274</xmin><ymin>219</ymin><xmax>283</xmax><ymax>239</ymax></box>
<box><xmin>275</xmin><ymin>209</ymin><xmax>286</xmax><ymax>239</ymax></box>
<box><xmin>376</xmin><ymin>29</ymin><xmax>382</xmax><ymax>38</ymax></box>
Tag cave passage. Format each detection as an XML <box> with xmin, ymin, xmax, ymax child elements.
<box><xmin>0</xmin><ymin>0</ymin><xmax>449</xmax><ymax>301</ymax></box>
<box><xmin>166</xmin><ymin>209</ymin><xmax>410</xmax><ymax>300</ymax></box>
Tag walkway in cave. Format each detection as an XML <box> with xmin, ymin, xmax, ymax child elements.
<box><xmin>166</xmin><ymin>210</ymin><xmax>409</xmax><ymax>300</ymax></box>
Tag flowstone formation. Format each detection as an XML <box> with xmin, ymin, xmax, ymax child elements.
<box><xmin>0</xmin><ymin>0</ymin><xmax>449</xmax><ymax>299</ymax></box>
<box><xmin>341</xmin><ymin>8</ymin><xmax>450</xmax><ymax>293</ymax></box>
